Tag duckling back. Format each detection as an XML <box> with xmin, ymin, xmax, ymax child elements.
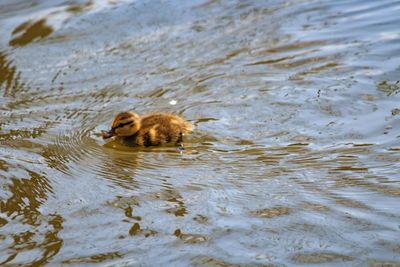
<box><xmin>133</xmin><ymin>113</ymin><xmax>193</xmax><ymax>147</ymax></box>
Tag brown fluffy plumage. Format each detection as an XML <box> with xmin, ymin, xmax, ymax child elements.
<box><xmin>103</xmin><ymin>111</ymin><xmax>193</xmax><ymax>147</ymax></box>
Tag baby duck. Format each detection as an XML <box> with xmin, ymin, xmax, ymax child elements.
<box><xmin>102</xmin><ymin>111</ymin><xmax>193</xmax><ymax>147</ymax></box>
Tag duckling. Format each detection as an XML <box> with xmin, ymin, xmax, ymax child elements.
<box><xmin>102</xmin><ymin>111</ymin><xmax>193</xmax><ymax>147</ymax></box>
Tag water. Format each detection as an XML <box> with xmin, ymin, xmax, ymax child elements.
<box><xmin>1</xmin><ymin>0</ymin><xmax>400</xmax><ymax>266</ymax></box>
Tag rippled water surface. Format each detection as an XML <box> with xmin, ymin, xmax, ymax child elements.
<box><xmin>1</xmin><ymin>0</ymin><xmax>400</xmax><ymax>266</ymax></box>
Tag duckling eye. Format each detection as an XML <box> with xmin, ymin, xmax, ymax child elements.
<box><xmin>114</xmin><ymin>121</ymin><xmax>134</xmax><ymax>130</ymax></box>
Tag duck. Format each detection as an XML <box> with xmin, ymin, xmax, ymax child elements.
<box><xmin>102</xmin><ymin>111</ymin><xmax>193</xmax><ymax>148</ymax></box>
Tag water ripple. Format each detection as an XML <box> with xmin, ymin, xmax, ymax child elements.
<box><xmin>1</xmin><ymin>0</ymin><xmax>400</xmax><ymax>265</ymax></box>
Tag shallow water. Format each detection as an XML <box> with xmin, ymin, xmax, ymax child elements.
<box><xmin>1</xmin><ymin>0</ymin><xmax>400</xmax><ymax>266</ymax></box>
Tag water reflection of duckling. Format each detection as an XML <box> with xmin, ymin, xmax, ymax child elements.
<box><xmin>102</xmin><ymin>111</ymin><xmax>193</xmax><ymax>148</ymax></box>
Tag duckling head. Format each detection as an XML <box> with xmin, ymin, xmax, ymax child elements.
<box><xmin>103</xmin><ymin>111</ymin><xmax>141</xmax><ymax>139</ymax></box>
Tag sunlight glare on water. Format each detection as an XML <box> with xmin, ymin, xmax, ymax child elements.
<box><xmin>0</xmin><ymin>0</ymin><xmax>400</xmax><ymax>266</ymax></box>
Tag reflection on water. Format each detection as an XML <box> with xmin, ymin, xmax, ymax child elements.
<box><xmin>0</xmin><ymin>50</ymin><xmax>24</xmax><ymax>97</ymax></box>
<box><xmin>10</xmin><ymin>19</ymin><xmax>54</xmax><ymax>47</ymax></box>
<box><xmin>1</xmin><ymin>0</ymin><xmax>400</xmax><ymax>266</ymax></box>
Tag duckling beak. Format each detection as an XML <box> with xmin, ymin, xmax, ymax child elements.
<box><xmin>102</xmin><ymin>129</ymin><xmax>114</xmax><ymax>139</ymax></box>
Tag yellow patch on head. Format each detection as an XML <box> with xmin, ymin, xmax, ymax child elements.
<box><xmin>110</xmin><ymin>111</ymin><xmax>141</xmax><ymax>137</ymax></box>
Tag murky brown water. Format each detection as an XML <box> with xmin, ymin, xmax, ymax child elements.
<box><xmin>1</xmin><ymin>0</ymin><xmax>400</xmax><ymax>266</ymax></box>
